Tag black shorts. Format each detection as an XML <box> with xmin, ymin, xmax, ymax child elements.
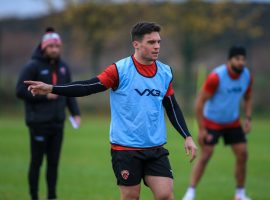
<box><xmin>111</xmin><ymin>147</ymin><xmax>173</xmax><ymax>186</ymax></box>
<box><xmin>205</xmin><ymin>126</ymin><xmax>247</xmax><ymax>146</ymax></box>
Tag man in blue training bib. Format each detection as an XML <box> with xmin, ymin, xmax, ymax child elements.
<box><xmin>183</xmin><ymin>46</ymin><xmax>253</xmax><ymax>200</ymax></box>
<box><xmin>25</xmin><ymin>22</ymin><xmax>197</xmax><ymax>200</ymax></box>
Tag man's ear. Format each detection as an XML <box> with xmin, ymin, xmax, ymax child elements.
<box><xmin>132</xmin><ymin>41</ymin><xmax>140</xmax><ymax>50</ymax></box>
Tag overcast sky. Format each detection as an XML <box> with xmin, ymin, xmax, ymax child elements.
<box><xmin>1</xmin><ymin>0</ymin><xmax>270</xmax><ymax>19</ymax></box>
<box><xmin>0</xmin><ymin>0</ymin><xmax>65</xmax><ymax>19</ymax></box>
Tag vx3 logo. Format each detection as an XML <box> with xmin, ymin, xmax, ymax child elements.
<box><xmin>227</xmin><ymin>87</ymin><xmax>242</xmax><ymax>93</ymax></box>
<box><xmin>135</xmin><ymin>89</ymin><xmax>161</xmax><ymax>96</ymax></box>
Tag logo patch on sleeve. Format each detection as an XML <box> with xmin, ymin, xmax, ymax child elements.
<box><xmin>40</xmin><ymin>69</ymin><xmax>49</xmax><ymax>75</ymax></box>
<box><xmin>60</xmin><ymin>67</ymin><xmax>66</xmax><ymax>75</ymax></box>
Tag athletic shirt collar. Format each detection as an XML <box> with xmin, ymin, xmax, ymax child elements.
<box><xmin>226</xmin><ymin>64</ymin><xmax>241</xmax><ymax>80</ymax></box>
<box><xmin>131</xmin><ymin>55</ymin><xmax>157</xmax><ymax>78</ymax></box>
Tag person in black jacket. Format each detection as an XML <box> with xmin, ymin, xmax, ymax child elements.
<box><xmin>16</xmin><ymin>27</ymin><xmax>81</xmax><ymax>200</ymax></box>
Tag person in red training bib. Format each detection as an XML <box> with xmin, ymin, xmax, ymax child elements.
<box><xmin>24</xmin><ymin>22</ymin><xmax>197</xmax><ymax>200</ymax></box>
<box><xmin>183</xmin><ymin>45</ymin><xmax>253</xmax><ymax>200</ymax></box>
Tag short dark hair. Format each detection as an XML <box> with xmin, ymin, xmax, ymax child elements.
<box><xmin>131</xmin><ymin>22</ymin><xmax>161</xmax><ymax>41</ymax></box>
<box><xmin>228</xmin><ymin>45</ymin><xmax>247</xmax><ymax>59</ymax></box>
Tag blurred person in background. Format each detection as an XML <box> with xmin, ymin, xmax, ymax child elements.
<box><xmin>16</xmin><ymin>27</ymin><xmax>81</xmax><ymax>200</ymax></box>
<box><xmin>24</xmin><ymin>22</ymin><xmax>197</xmax><ymax>200</ymax></box>
<box><xmin>182</xmin><ymin>45</ymin><xmax>253</xmax><ymax>200</ymax></box>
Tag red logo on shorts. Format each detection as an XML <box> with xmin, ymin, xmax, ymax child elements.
<box><xmin>121</xmin><ymin>170</ymin><xmax>129</xmax><ymax>180</ymax></box>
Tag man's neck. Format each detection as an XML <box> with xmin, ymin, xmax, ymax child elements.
<box><xmin>43</xmin><ymin>54</ymin><xmax>59</xmax><ymax>65</ymax></box>
<box><xmin>133</xmin><ymin>53</ymin><xmax>154</xmax><ymax>65</ymax></box>
<box><xmin>227</xmin><ymin>63</ymin><xmax>240</xmax><ymax>79</ymax></box>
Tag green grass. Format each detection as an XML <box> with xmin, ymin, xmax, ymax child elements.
<box><xmin>0</xmin><ymin>113</ymin><xmax>270</xmax><ymax>200</ymax></box>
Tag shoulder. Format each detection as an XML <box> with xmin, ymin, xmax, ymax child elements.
<box><xmin>156</xmin><ymin>60</ymin><xmax>171</xmax><ymax>70</ymax></box>
<box><xmin>241</xmin><ymin>67</ymin><xmax>251</xmax><ymax>82</ymax></box>
<box><xmin>243</xmin><ymin>66</ymin><xmax>250</xmax><ymax>76</ymax></box>
<box><xmin>115</xmin><ymin>57</ymin><xmax>132</xmax><ymax>68</ymax></box>
<box><xmin>99</xmin><ymin>64</ymin><xmax>118</xmax><ymax>78</ymax></box>
<box><xmin>213</xmin><ymin>64</ymin><xmax>226</xmax><ymax>74</ymax></box>
<box><xmin>203</xmin><ymin>72</ymin><xmax>219</xmax><ymax>94</ymax></box>
<box><xmin>206</xmin><ymin>72</ymin><xmax>219</xmax><ymax>83</ymax></box>
<box><xmin>22</xmin><ymin>59</ymin><xmax>40</xmax><ymax>72</ymax></box>
<box><xmin>114</xmin><ymin>57</ymin><xmax>134</xmax><ymax>76</ymax></box>
<box><xmin>155</xmin><ymin>60</ymin><xmax>173</xmax><ymax>76</ymax></box>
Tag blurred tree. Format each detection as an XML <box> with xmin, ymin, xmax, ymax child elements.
<box><xmin>59</xmin><ymin>4</ymin><xmax>126</xmax><ymax>73</ymax></box>
<box><xmin>160</xmin><ymin>1</ymin><xmax>264</xmax><ymax>110</ymax></box>
<box><xmin>58</xmin><ymin>3</ymin><xmax>155</xmax><ymax>73</ymax></box>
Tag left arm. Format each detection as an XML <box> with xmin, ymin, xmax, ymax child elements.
<box><xmin>243</xmin><ymin>76</ymin><xmax>253</xmax><ymax>133</ymax></box>
<box><xmin>162</xmin><ymin>95</ymin><xmax>191</xmax><ymax>138</ymax></box>
<box><xmin>163</xmin><ymin>94</ymin><xmax>197</xmax><ymax>162</ymax></box>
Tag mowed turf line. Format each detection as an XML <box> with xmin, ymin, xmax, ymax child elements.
<box><xmin>0</xmin><ymin>113</ymin><xmax>269</xmax><ymax>200</ymax></box>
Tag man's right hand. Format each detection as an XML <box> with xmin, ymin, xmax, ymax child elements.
<box><xmin>24</xmin><ymin>81</ymin><xmax>53</xmax><ymax>96</ymax></box>
<box><xmin>198</xmin><ymin>128</ymin><xmax>212</xmax><ymax>146</ymax></box>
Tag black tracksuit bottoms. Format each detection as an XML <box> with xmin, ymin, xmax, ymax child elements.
<box><xmin>28</xmin><ymin>126</ymin><xmax>63</xmax><ymax>200</ymax></box>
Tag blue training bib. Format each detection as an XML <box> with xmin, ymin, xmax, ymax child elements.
<box><xmin>109</xmin><ymin>56</ymin><xmax>173</xmax><ymax>148</ymax></box>
<box><xmin>204</xmin><ymin>64</ymin><xmax>250</xmax><ymax>124</ymax></box>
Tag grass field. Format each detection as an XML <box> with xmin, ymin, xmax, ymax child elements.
<box><xmin>0</xmin><ymin>113</ymin><xmax>269</xmax><ymax>200</ymax></box>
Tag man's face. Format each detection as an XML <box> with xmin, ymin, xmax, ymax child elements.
<box><xmin>133</xmin><ymin>32</ymin><xmax>161</xmax><ymax>62</ymax></box>
<box><xmin>44</xmin><ymin>43</ymin><xmax>61</xmax><ymax>60</ymax></box>
<box><xmin>229</xmin><ymin>55</ymin><xmax>246</xmax><ymax>73</ymax></box>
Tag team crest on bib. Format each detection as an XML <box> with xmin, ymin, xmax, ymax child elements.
<box><xmin>60</xmin><ymin>67</ymin><xmax>66</xmax><ymax>75</ymax></box>
<box><xmin>121</xmin><ymin>170</ymin><xmax>129</xmax><ymax>180</ymax></box>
